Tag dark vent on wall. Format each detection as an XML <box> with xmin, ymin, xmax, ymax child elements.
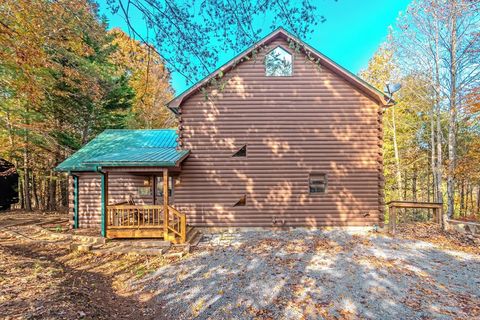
<box><xmin>233</xmin><ymin>145</ymin><xmax>247</xmax><ymax>157</ymax></box>
<box><xmin>233</xmin><ymin>195</ymin><xmax>246</xmax><ymax>207</ymax></box>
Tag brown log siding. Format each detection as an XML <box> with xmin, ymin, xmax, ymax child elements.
<box><xmin>174</xmin><ymin>37</ymin><xmax>384</xmax><ymax>227</ymax></box>
<box><xmin>71</xmin><ymin>172</ymin><xmax>155</xmax><ymax>228</ymax></box>
<box><xmin>77</xmin><ymin>172</ymin><xmax>101</xmax><ymax>228</ymax></box>
<box><xmin>68</xmin><ymin>175</ymin><xmax>74</xmax><ymax>228</ymax></box>
<box><xmin>107</xmin><ymin>173</ymin><xmax>154</xmax><ymax>205</ymax></box>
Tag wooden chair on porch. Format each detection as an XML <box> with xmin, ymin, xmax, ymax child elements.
<box><xmin>111</xmin><ymin>198</ymin><xmax>138</xmax><ymax>226</ymax></box>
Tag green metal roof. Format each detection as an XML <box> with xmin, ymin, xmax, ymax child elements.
<box><xmin>84</xmin><ymin>148</ymin><xmax>189</xmax><ymax>167</ymax></box>
<box><xmin>55</xmin><ymin>129</ymin><xmax>189</xmax><ymax>172</ymax></box>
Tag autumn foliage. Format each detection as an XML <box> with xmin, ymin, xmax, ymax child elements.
<box><xmin>0</xmin><ymin>0</ymin><xmax>173</xmax><ymax>210</ymax></box>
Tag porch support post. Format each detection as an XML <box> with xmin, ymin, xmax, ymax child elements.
<box><xmin>163</xmin><ymin>168</ymin><xmax>169</xmax><ymax>239</ymax></box>
<box><xmin>73</xmin><ymin>175</ymin><xmax>79</xmax><ymax>229</ymax></box>
<box><xmin>100</xmin><ymin>170</ymin><xmax>108</xmax><ymax>237</ymax></box>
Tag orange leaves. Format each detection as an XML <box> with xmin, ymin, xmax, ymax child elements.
<box><xmin>396</xmin><ymin>222</ymin><xmax>480</xmax><ymax>254</ymax></box>
<box><xmin>108</xmin><ymin>28</ymin><xmax>174</xmax><ymax>129</ymax></box>
<box><xmin>313</xmin><ymin>238</ymin><xmax>343</xmax><ymax>253</ymax></box>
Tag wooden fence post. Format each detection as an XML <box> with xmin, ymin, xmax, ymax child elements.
<box><xmin>163</xmin><ymin>168</ymin><xmax>169</xmax><ymax>240</ymax></box>
<box><xmin>390</xmin><ymin>206</ymin><xmax>396</xmax><ymax>236</ymax></box>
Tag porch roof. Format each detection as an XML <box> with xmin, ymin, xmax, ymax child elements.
<box><xmin>55</xmin><ymin>129</ymin><xmax>189</xmax><ymax>172</ymax></box>
<box><xmin>84</xmin><ymin>148</ymin><xmax>190</xmax><ymax>167</ymax></box>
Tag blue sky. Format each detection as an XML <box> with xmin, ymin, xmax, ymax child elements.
<box><xmin>97</xmin><ymin>0</ymin><xmax>411</xmax><ymax>94</ymax></box>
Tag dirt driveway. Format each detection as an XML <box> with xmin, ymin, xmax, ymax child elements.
<box><xmin>1</xmin><ymin>212</ymin><xmax>479</xmax><ymax>319</ymax></box>
<box><xmin>135</xmin><ymin>227</ymin><xmax>480</xmax><ymax>319</ymax></box>
<box><xmin>0</xmin><ymin>212</ymin><xmax>167</xmax><ymax>320</ymax></box>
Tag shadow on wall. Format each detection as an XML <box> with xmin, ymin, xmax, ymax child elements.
<box><xmin>176</xmin><ymin>38</ymin><xmax>382</xmax><ymax>227</ymax></box>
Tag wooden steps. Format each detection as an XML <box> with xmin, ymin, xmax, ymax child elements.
<box><xmin>186</xmin><ymin>226</ymin><xmax>202</xmax><ymax>246</ymax></box>
<box><xmin>166</xmin><ymin>226</ymin><xmax>202</xmax><ymax>246</ymax></box>
<box><xmin>106</xmin><ymin>204</ymin><xmax>198</xmax><ymax>245</ymax></box>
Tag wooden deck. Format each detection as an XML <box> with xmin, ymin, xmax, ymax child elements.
<box><xmin>103</xmin><ymin>168</ymin><xmax>190</xmax><ymax>243</ymax></box>
<box><xmin>105</xmin><ymin>204</ymin><xmax>188</xmax><ymax>243</ymax></box>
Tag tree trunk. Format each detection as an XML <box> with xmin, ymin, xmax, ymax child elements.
<box><xmin>23</xmin><ymin>134</ymin><xmax>32</xmax><ymax>211</ymax></box>
<box><xmin>460</xmin><ymin>180</ymin><xmax>465</xmax><ymax>216</ymax></box>
<box><xmin>60</xmin><ymin>176</ymin><xmax>68</xmax><ymax>208</ymax></box>
<box><xmin>18</xmin><ymin>174</ymin><xmax>24</xmax><ymax>209</ymax></box>
<box><xmin>432</xmin><ymin>14</ymin><xmax>443</xmax><ymax>215</ymax></box>
<box><xmin>4</xmin><ymin>111</ymin><xmax>15</xmax><ymax>158</ymax></box>
<box><xmin>392</xmin><ymin>106</ymin><xmax>402</xmax><ymax>199</ymax></box>
<box><xmin>41</xmin><ymin>178</ymin><xmax>47</xmax><ymax>210</ymax></box>
<box><xmin>427</xmin><ymin>169</ymin><xmax>431</xmax><ymax>202</ymax></box>
<box><xmin>33</xmin><ymin>173</ymin><xmax>40</xmax><ymax>210</ymax></box>
<box><xmin>81</xmin><ymin>113</ymin><xmax>91</xmax><ymax>145</ymax></box>
<box><xmin>446</xmin><ymin>2</ymin><xmax>458</xmax><ymax>219</ymax></box>
<box><xmin>468</xmin><ymin>183</ymin><xmax>473</xmax><ymax>216</ymax></box>
<box><xmin>413</xmin><ymin>167</ymin><xmax>417</xmax><ymax>202</ymax></box>
<box><xmin>430</xmin><ymin>104</ymin><xmax>436</xmax><ymax>202</ymax></box>
<box><xmin>412</xmin><ymin>165</ymin><xmax>417</xmax><ymax>217</ymax></box>
<box><xmin>48</xmin><ymin>171</ymin><xmax>57</xmax><ymax>211</ymax></box>
<box><xmin>477</xmin><ymin>184</ymin><xmax>480</xmax><ymax>216</ymax></box>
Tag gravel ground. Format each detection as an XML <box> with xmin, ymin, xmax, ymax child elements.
<box><xmin>135</xmin><ymin>229</ymin><xmax>480</xmax><ymax>319</ymax></box>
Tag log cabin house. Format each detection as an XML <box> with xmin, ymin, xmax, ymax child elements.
<box><xmin>56</xmin><ymin>28</ymin><xmax>391</xmax><ymax>243</ymax></box>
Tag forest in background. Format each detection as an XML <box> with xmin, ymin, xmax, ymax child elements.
<box><xmin>0</xmin><ymin>0</ymin><xmax>174</xmax><ymax>211</ymax></box>
<box><xmin>1</xmin><ymin>0</ymin><xmax>479</xmax><ymax>221</ymax></box>
<box><xmin>361</xmin><ymin>1</ymin><xmax>479</xmax><ymax>220</ymax></box>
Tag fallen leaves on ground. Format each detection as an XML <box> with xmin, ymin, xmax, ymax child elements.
<box><xmin>0</xmin><ymin>212</ymin><xmax>171</xmax><ymax>320</ymax></box>
<box><xmin>395</xmin><ymin>222</ymin><xmax>480</xmax><ymax>254</ymax></box>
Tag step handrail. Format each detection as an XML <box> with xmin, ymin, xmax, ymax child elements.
<box><xmin>166</xmin><ymin>205</ymin><xmax>187</xmax><ymax>243</ymax></box>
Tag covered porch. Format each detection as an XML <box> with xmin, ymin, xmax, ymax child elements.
<box><xmin>104</xmin><ymin>168</ymin><xmax>187</xmax><ymax>243</ymax></box>
<box><xmin>83</xmin><ymin>145</ymin><xmax>191</xmax><ymax>243</ymax></box>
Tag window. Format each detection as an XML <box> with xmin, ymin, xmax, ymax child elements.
<box><xmin>138</xmin><ymin>177</ymin><xmax>153</xmax><ymax>196</ymax></box>
<box><xmin>265</xmin><ymin>47</ymin><xmax>293</xmax><ymax>76</ymax></box>
<box><xmin>156</xmin><ymin>176</ymin><xmax>173</xmax><ymax>198</ymax></box>
<box><xmin>233</xmin><ymin>145</ymin><xmax>247</xmax><ymax>157</ymax></box>
<box><xmin>309</xmin><ymin>173</ymin><xmax>327</xmax><ymax>193</ymax></box>
<box><xmin>138</xmin><ymin>187</ymin><xmax>152</xmax><ymax>196</ymax></box>
<box><xmin>234</xmin><ymin>195</ymin><xmax>246</xmax><ymax>207</ymax></box>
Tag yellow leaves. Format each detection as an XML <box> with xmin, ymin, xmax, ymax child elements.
<box><xmin>191</xmin><ymin>298</ymin><xmax>205</xmax><ymax>317</ymax></box>
<box><xmin>108</xmin><ymin>28</ymin><xmax>174</xmax><ymax>129</ymax></box>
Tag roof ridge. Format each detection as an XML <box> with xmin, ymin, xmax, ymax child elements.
<box><xmin>103</xmin><ymin>128</ymin><xmax>177</xmax><ymax>132</ymax></box>
<box><xmin>166</xmin><ymin>26</ymin><xmax>390</xmax><ymax>109</ymax></box>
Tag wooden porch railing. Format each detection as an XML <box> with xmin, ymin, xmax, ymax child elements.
<box><xmin>106</xmin><ymin>204</ymin><xmax>187</xmax><ymax>243</ymax></box>
<box><xmin>166</xmin><ymin>205</ymin><xmax>187</xmax><ymax>243</ymax></box>
<box><xmin>107</xmin><ymin>205</ymin><xmax>164</xmax><ymax>228</ymax></box>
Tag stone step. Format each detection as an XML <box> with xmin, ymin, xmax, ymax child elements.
<box><xmin>186</xmin><ymin>227</ymin><xmax>197</xmax><ymax>240</ymax></box>
<box><xmin>111</xmin><ymin>240</ymin><xmax>171</xmax><ymax>249</ymax></box>
<box><xmin>94</xmin><ymin>246</ymin><xmax>166</xmax><ymax>256</ymax></box>
<box><xmin>189</xmin><ymin>232</ymin><xmax>203</xmax><ymax>247</ymax></box>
